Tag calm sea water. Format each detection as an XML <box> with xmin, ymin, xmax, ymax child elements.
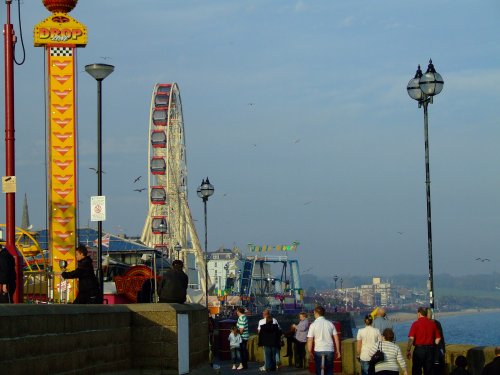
<box><xmin>354</xmin><ymin>311</ymin><xmax>500</xmax><ymax>347</ymax></box>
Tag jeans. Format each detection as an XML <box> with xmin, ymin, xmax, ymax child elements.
<box><xmin>231</xmin><ymin>347</ymin><xmax>241</xmax><ymax>364</ymax></box>
<box><xmin>314</xmin><ymin>351</ymin><xmax>334</xmax><ymax>375</ymax></box>
<box><xmin>360</xmin><ymin>360</ymin><xmax>370</xmax><ymax>375</ymax></box>
<box><xmin>412</xmin><ymin>345</ymin><xmax>434</xmax><ymax>375</ymax></box>
<box><xmin>240</xmin><ymin>340</ymin><xmax>248</xmax><ymax>368</ymax></box>
<box><xmin>264</xmin><ymin>346</ymin><xmax>277</xmax><ymax>370</ymax></box>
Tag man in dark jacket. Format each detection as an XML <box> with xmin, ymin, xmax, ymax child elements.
<box><xmin>159</xmin><ymin>259</ymin><xmax>188</xmax><ymax>303</ymax></box>
<box><xmin>258</xmin><ymin>315</ymin><xmax>283</xmax><ymax>371</ymax></box>
<box><xmin>62</xmin><ymin>245</ymin><xmax>100</xmax><ymax>304</ymax></box>
<box><xmin>481</xmin><ymin>347</ymin><xmax>500</xmax><ymax>375</ymax></box>
<box><xmin>0</xmin><ymin>246</ymin><xmax>16</xmax><ymax>303</ymax></box>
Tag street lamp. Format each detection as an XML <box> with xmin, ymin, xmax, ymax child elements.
<box><xmin>333</xmin><ymin>275</ymin><xmax>339</xmax><ymax>289</ymax></box>
<box><xmin>158</xmin><ymin>220</ymin><xmax>167</xmax><ymax>255</ymax></box>
<box><xmin>197</xmin><ymin>177</ymin><xmax>214</xmax><ymax>308</ymax></box>
<box><xmin>85</xmin><ymin>63</ymin><xmax>114</xmax><ymax>303</ymax></box>
<box><xmin>407</xmin><ymin>59</ymin><xmax>444</xmax><ymax>314</ymax></box>
<box><xmin>174</xmin><ymin>242</ymin><xmax>182</xmax><ymax>260</ymax></box>
<box><xmin>224</xmin><ymin>263</ymin><xmax>229</xmax><ymax>291</ymax></box>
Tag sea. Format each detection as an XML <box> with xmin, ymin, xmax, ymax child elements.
<box><xmin>353</xmin><ymin>311</ymin><xmax>500</xmax><ymax>347</ymax></box>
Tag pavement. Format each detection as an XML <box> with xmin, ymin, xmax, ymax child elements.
<box><xmin>191</xmin><ymin>361</ymin><xmax>312</xmax><ymax>375</ymax></box>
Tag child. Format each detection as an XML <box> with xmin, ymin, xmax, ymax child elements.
<box><xmin>228</xmin><ymin>326</ymin><xmax>242</xmax><ymax>370</ymax></box>
<box><xmin>450</xmin><ymin>355</ymin><xmax>471</xmax><ymax>375</ymax></box>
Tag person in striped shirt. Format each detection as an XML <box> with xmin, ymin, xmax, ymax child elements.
<box><xmin>367</xmin><ymin>328</ymin><xmax>407</xmax><ymax>375</ymax></box>
<box><xmin>237</xmin><ymin>307</ymin><xmax>249</xmax><ymax>370</ymax></box>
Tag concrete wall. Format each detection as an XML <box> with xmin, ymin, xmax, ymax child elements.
<box><xmin>0</xmin><ymin>303</ymin><xmax>208</xmax><ymax>375</ymax></box>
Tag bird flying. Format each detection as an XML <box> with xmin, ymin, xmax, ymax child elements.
<box><xmin>133</xmin><ymin>176</ymin><xmax>141</xmax><ymax>183</ymax></box>
<box><xmin>134</xmin><ymin>188</ymin><xmax>146</xmax><ymax>192</ymax></box>
<box><xmin>89</xmin><ymin>167</ymin><xmax>105</xmax><ymax>174</ymax></box>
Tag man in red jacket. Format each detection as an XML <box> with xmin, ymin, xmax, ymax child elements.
<box><xmin>406</xmin><ymin>307</ymin><xmax>442</xmax><ymax>375</ymax></box>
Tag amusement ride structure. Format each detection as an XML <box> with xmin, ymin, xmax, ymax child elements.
<box><xmin>140</xmin><ymin>83</ymin><xmax>209</xmax><ymax>301</ymax></box>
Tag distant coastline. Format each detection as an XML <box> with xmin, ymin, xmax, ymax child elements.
<box><xmin>388</xmin><ymin>307</ymin><xmax>500</xmax><ymax>323</ymax></box>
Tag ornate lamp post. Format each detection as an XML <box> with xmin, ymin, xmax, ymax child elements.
<box><xmin>197</xmin><ymin>177</ymin><xmax>214</xmax><ymax>308</ymax></box>
<box><xmin>407</xmin><ymin>59</ymin><xmax>444</xmax><ymax>314</ymax></box>
<box><xmin>174</xmin><ymin>242</ymin><xmax>182</xmax><ymax>260</ymax></box>
<box><xmin>158</xmin><ymin>221</ymin><xmax>167</xmax><ymax>256</ymax></box>
<box><xmin>85</xmin><ymin>63</ymin><xmax>114</xmax><ymax>303</ymax></box>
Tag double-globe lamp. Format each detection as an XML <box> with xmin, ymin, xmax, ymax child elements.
<box><xmin>197</xmin><ymin>178</ymin><xmax>214</xmax><ymax>308</ymax></box>
<box><xmin>85</xmin><ymin>63</ymin><xmax>114</xmax><ymax>303</ymax></box>
<box><xmin>407</xmin><ymin>59</ymin><xmax>444</xmax><ymax>315</ymax></box>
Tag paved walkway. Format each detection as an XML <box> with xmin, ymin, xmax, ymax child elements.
<box><xmin>192</xmin><ymin>361</ymin><xmax>311</xmax><ymax>374</ymax></box>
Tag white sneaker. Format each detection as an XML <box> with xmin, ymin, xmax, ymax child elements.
<box><xmin>259</xmin><ymin>366</ymin><xmax>266</xmax><ymax>372</ymax></box>
<box><xmin>237</xmin><ymin>364</ymin><xmax>244</xmax><ymax>370</ymax></box>
<box><xmin>232</xmin><ymin>364</ymin><xmax>237</xmax><ymax>370</ymax></box>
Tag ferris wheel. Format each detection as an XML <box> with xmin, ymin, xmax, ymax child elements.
<box><xmin>140</xmin><ymin>83</ymin><xmax>208</xmax><ymax>297</ymax></box>
<box><xmin>141</xmin><ymin>83</ymin><xmax>188</xmax><ymax>255</ymax></box>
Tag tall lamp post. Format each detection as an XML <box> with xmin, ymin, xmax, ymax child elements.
<box><xmin>197</xmin><ymin>177</ymin><xmax>214</xmax><ymax>308</ymax></box>
<box><xmin>333</xmin><ymin>275</ymin><xmax>339</xmax><ymax>290</ymax></box>
<box><xmin>407</xmin><ymin>59</ymin><xmax>444</xmax><ymax>314</ymax></box>
<box><xmin>85</xmin><ymin>63</ymin><xmax>114</xmax><ymax>303</ymax></box>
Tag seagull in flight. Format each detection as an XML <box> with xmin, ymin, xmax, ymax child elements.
<box><xmin>293</xmin><ymin>139</ymin><xmax>301</xmax><ymax>144</ymax></box>
<box><xmin>304</xmin><ymin>201</ymin><xmax>313</xmax><ymax>205</ymax></box>
<box><xmin>475</xmin><ymin>258</ymin><xmax>490</xmax><ymax>262</ymax></box>
<box><xmin>134</xmin><ymin>188</ymin><xmax>146</xmax><ymax>193</ymax></box>
<box><xmin>133</xmin><ymin>176</ymin><xmax>141</xmax><ymax>183</ymax></box>
<box><xmin>397</xmin><ymin>231</ymin><xmax>404</xmax><ymax>235</ymax></box>
<box><xmin>89</xmin><ymin>167</ymin><xmax>105</xmax><ymax>174</ymax></box>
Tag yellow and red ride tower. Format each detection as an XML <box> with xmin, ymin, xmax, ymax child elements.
<box><xmin>34</xmin><ymin>0</ymin><xmax>86</xmax><ymax>301</ymax></box>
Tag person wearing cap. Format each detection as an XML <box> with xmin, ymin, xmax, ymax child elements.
<box><xmin>373</xmin><ymin>308</ymin><xmax>393</xmax><ymax>336</ymax></box>
<box><xmin>159</xmin><ymin>259</ymin><xmax>188</xmax><ymax>303</ymax></box>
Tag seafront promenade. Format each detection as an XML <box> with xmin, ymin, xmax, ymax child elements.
<box><xmin>1</xmin><ymin>303</ymin><xmax>497</xmax><ymax>374</ymax></box>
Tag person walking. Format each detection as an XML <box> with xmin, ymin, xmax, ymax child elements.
<box><xmin>236</xmin><ymin>307</ymin><xmax>249</xmax><ymax>370</ymax></box>
<box><xmin>258</xmin><ymin>309</ymin><xmax>281</xmax><ymax>371</ymax></box>
<box><xmin>367</xmin><ymin>328</ymin><xmax>407</xmax><ymax>375</ymax></box>
<box><xmin>0</xmin><ymin>245</ymin><xmax>16</xmax><ymax>303</ymax></box>
<box><xmin>356</xmin><ymin>315</ymin><xmax>380</xmax><ymax>375</ymax></box>
<box><xmin>158</xmin><ymin>259</ymin><xmax>188</xmax><ymax>303</ymax></box>
<box><xmin>61</xmin><ymin>245</ymin><xmax>100</xmax><ymax>304</ymax></box>
<box><xmin>372</xmin><ymin>308</ymin><xmax>393</xmax><ymax>337</ymax></box>
<box><xmin>307</xmin><ymin>305</ymin><xmax>341</xmax><ymax>375</ymax></box>
<box><xmin>258</xmin><ymin>315</ymin><xmax>283</xmax><ymax>372</ymax></box>
<box><xmin>294</xmin><ymin>312</ymin><xmax>310</xmax><ymax>368</ymax></box>
<box><xmin>406</xmin><ymin>307</ymin><xmax>441</xmax><ymax>375</ymax></box>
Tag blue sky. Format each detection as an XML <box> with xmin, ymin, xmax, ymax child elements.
<box><xmin>1</xmin><ymin>0</ymin><xmax>499</xmax><ymax>277</ymax></box>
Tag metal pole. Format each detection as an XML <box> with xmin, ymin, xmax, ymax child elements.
<box><xmin>204</xmin><ymin>198</ymin><xmax>208</xmax><ymax>308</ymax></box>
<box><xmin>3</xmin><ymin>0</ymin><xmax>22</xmax><ymax>303</ymax></box>
<box><xmin>423</xmin><ymin>100</ymin><xmax>435</xmax><ymax>312</ymax></box>
<box><xmin>96</xmin><ymin>79</ymin><xmax>104</xmax><ymax>303</ymax></box>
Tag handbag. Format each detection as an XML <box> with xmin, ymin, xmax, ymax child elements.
<box><xmin>369</xmin><ymin>342</ymin><xmax>385</xmax><ymax>367</ymax></box>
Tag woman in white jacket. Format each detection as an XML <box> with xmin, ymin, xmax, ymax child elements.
<box><xmin>357</xmin><ymin>315</ymin><xmax>380</xmax><ymax>375</ymax></box>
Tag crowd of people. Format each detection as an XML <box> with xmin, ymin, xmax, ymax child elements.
<box><xmin>222</xmin><ymin>304</ymin><xmax>498</xmax><ymax>375</ymax></box>
<box><xmin>226</xmin><ymin>306</ymin><xmax>340</xmax><ymax>374</ymax></box>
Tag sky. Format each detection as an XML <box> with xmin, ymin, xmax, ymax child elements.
<box><xmin>0</xmin><ymin>0</ymin><xmax>499</xmax><ymax>278</ymax></box>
